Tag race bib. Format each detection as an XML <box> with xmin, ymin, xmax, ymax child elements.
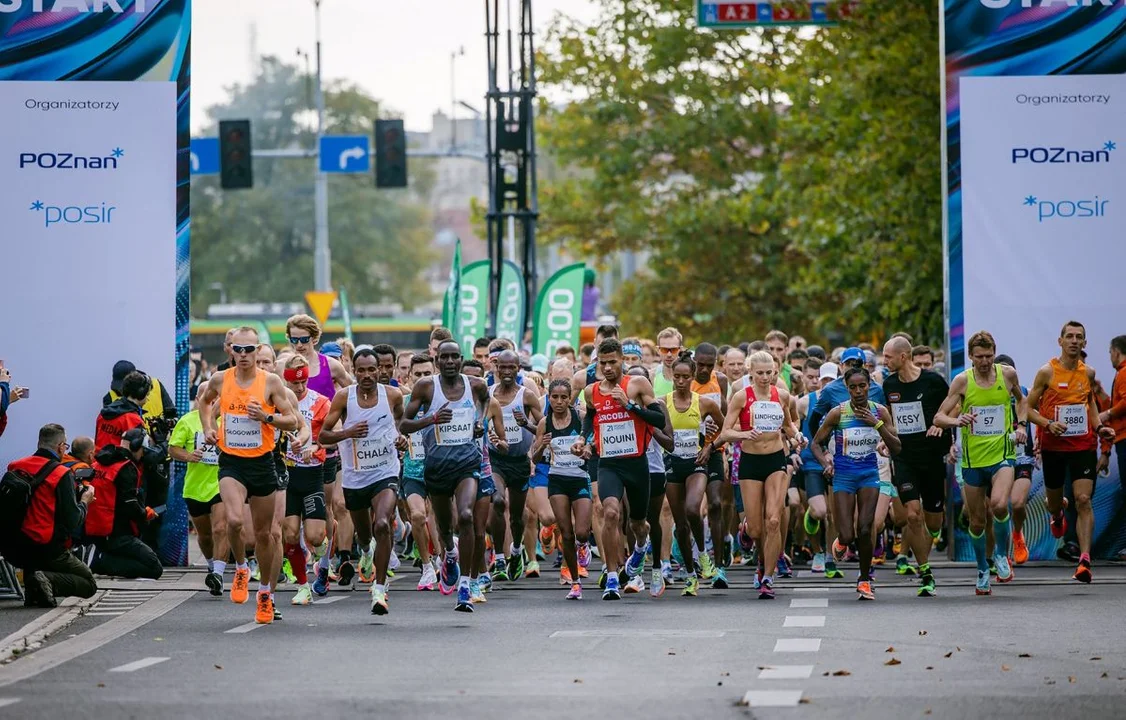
<box><xmin>842</xmin><ymin>426</ymin><xmax>880</xmax><ymax>460</ymax></box>
<box><xmin>353</xmin><ymin>435</ymin><xmax>396</xmax><ymax>473</ymax></box>
<box><xmin>701</xmin><ymin>393</ymin><xmax>722</xmax><ymax>434</ymax></box>
<box><xmin>892</xmin><ymin>401</ymin><xmax>925</xmax><ymax>435</ymax></box>
<box><xmin>194</xmin><ymin>432</ymin><xmax>219</xmax><ymax>466</ymax></box>
<box><xmin>436</xmin><ymin>406</ymin><xmax>476</xmax><ymax>446</ymax></box>
<box><xmin>971</xmin><ymin>405</ymin><xmax>1005</xmax><ymax>437</ymax></box>
<box><xmin>550</xmin><ymin>435</ymin><xmax>583</xmax><ymax>470</ymax></box>
<box><xmin>673</xmin><ymin>429</ymin><xmax>700</xmax><ymax>459</ymax></box>
<box><xmin>1057</xmin><ymin>404</ymin><xmax>1088</xmax><ymax>437</ymax></box>
<box><xmin>408</xmin><ymin>432</ymin><xmax>426</xmax><ymax>461</ymax></box>
<box><xmin>223</xmin><ymin>414</ymin><xmax>262</xmax><ymax>450</ymax></box>
<box><xmin>752</xmin><ymin>401</ymin><xmax>784</xmax><ymax>432</ymax></box>
<box><xmin>599</xmin><ymin>420</ymin><xmax>638</xmax><ymax>458</ymax></box>
<box><xmin>502</xmin><ymin>411</ymin><xmax>523</xmax><ymax>445</ymax></box>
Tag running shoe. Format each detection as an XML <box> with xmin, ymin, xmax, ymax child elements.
<box><xmin>1012</xmin><ymin>531</ymin><xmax>1029</xmax><ymax>565</ymax></box>
<box><xmin>892</xmin><ymin>534</ymin><xmax>903</xmax><ymax>557</ymax></box>
<box><xmin>598</xmin><ymin>567</ymin><xmax>608</xmax><ymax>590</ymax></box>
<box><xmin>681</xmin><ymin>574</ymin><xmax>699</xmax><ymax>597</ymax></box>
<box><xmin>673</xmin><ymin>566</ymin><xmax>689</xmax><ymax>583</ymax></box>
<box><xmin>758</xmin><ymin>576</ymin><xmax>775</xmax><ymax>600</ymax></box>
<box><xmin>535</xmin><ymin>541</ymin><xmax>546</xmax><ymax>562</ymax></box>
<box><xmin>845</xmin><ymin>547</ymin><xmax>858</xmax><ymax>562</ymax></box>
<box><xmin>803</xmin><ymin>508</ymin><xmax>820</xmax><ymax>535</ymax></box>
<box><xmin>975</xmin><ymin>570</ymin><xmax>992</xmax><ymax>596</ymax></box>
<box><xmin>337</xmin><ymin>559</ymin><xmax>356</xmax><ymax>588</ymax></box>
<box><xmin>272</xmin><ymin>605</ymin><xmax>282</xmax><ymax>621</ymax></box>
<box><xmin>205</xmin><ymin>572</ymin><xmax>223</xmax><ymax>597</ymax></box>
<box><xmin>525</xmin><ymin>561</ymin><xmax>541</xmax><ymax>579</ymax></box>
<box><xmin>370</xmin><ymin>586</ymin><xmax>389</xmax><ymax>615</ymax></box>
<box><xmin>650</xmin><ymin>569</ymin><xmax>666</xmax><ymax>597</ymax></box>
<box><xmin>577</xmin><ymin>543</ymin><xmax>591</xmax><ymax>569</ymax></box>
<box><xmin>248</xmin><ymin>557</ymin><xmax>260</xmax><ymax>582</ymax></box>
<box><xmin>752</xmin><ymin>567</ymin><xmax>763</xmax><ymax>590</ymax></box>
<box><xmin>440</xmin><ymin>553</ymin><xmax>460</xmax><ymax>596</ymax></box>
<box><xmin>712</xmin><ymin>566</ymin><xmax>729</xmax><ymax>590</ymax></box>
<box><xmin>553</xmin><ymin>550</ymin><xmax>563</xmax><ymax>569</ymax></box>
<box><xmin>724</xmin><ymin>535</ymin><xmax>735</xmax><ymax>568</ymax></box>
<box><xmin>824</xmin><ymin>561</ymin><xmax>844</xmax><ymax>579</ymax></box>
<box><xmin>1074</xmin><ymin>559</ymin><xmax>1092</xmax><ymax>584</ymax></box>
<box><xmin>231</xmin><ymin>567</ymin><xmax>250</xmax><ymax>604</ymax></box>
<box><xmin>624</xmin><ymin>574</ymin><xmax>644</xmax><ymax>594</ymax></box>
<box><xmin>1058</xmin><ymin>541</ymin><xmax>1080</xmax><ymax>562</ymax></box>
<box><xmin>831</xmin><ymin>538</ymin><xmax>847</xmax><ymax>564</ymax></box>
<box><xmin>737</xmin><ymin>524</ymin><xmax>754</xmax><ymax>553</ymax></box>
<box><xmin>491</xmin><ymin>559</ymin><xmax>509</xmax><ymax>582</ymax></box>
<box><xmin>358</xmin><ymin>553</ymin><xmax>375</xmax><ymax>584</ymax></box>
<box><xmin>506</xmin><ymin>551</ymin><xmax>525</xmax><ymax>582</ymax></box>
<box><xmin>312</xmin><ymin>563</ymin><xmax>330</xmax><ymax>597</ymax></box>
<box><xmin>454</xmin><ymin>583</ymin><xmax>473</xmax><ymax>612</ymax></box>
<box><xmin>567</xmin><ymin>582</ymin><xmax>583</xmax><ymax>600</ymax></box>
<box><xmin>625</xmin><ymin>546</ymin><xmax>646</xmax><ymax>578</ymax></box>
<box><xmin>417</xmin><ymin>562</ymin><xmax>437</xmax><ymax>591</ymax></box>
<box><xmin>872</xmin><ymin>536</ymin><xmax>885</xmax><ymax>565</ymax></box>
<box><xmin>988</xmin><ymin>557</ymin><xmax>997</xmax><ymax>576</ymax></box>
<box><xmin>660</xmin><ymin>563</ymin><xmax>674</xmax><ymax>586</ymax></box>
<box><xmin>777</xmin><ymin>553</ymin><xmax>793</xmax><ymax>579</ymax></box>
<box><xmin>856</xmin><ymin>580</ymin><xmax>875</xmax><ymax>601</ymax></box>
<box><xmin>560</xmin><ymin>565</ymin><xmax>573</xmax><ymax>585</ymax></box>
<box><xmin>292</xmin><ymin>583</ymin><xmax>313</xmax><ymax>606</ymax></box>
<box><xmin>995</xmin><ymin>555</ymin><xmax>1014</xmax><ymax>583</ymax></box>
<box><xmin>895</xmin><ymin>555</ymin><xmax>917</xmax><ymax>576</ymax></box>
<box><xmin>470</xmin><ymin>579</ymin><xmax>487</xmax><ymax>604</ymax></box>
<box><xmin>388</xmin><ymin>549</ymin><xmax>401</xmax><ymax>574</ymax></box>
<box><xmin>917</xmin><ymin>573</ymin><xmax>936</xmax><ymax>598</ymax></box>
<box><xmin>281</xmin><ymin>558</ymin><xmax>297</xmax><ymax>584</ymax></box>
<box><xmin>540</xmin><ymin>525</ymin><xmax>557</xmax><ymax>556</ymax></box>
<box><xmin>810</xmin><ymin>553</ymin><xmax>826</xmax><ymax>574</ymax></box>
<box><xmin>255</xmin><ymin>591</ymin><xmax>274</xmax><ymax>624</ymax></box>
<box><xmin>698</xmin><ymin>552</ymin><xmax>718</xmax><ymax>581</ymax></box>
<box><xmin>602</xmin><ymin>574</ymin><xmax>621</xmax><ymax>601</ymax></box>
<box><xmin>1050</xmin><ymin>498</ymin><xmax>1069</xmax><ymax>539</ymax></box>
<box><xmin>478</xmin><ymin>572</ymin><xmax>492</xmax><ymax>592</ymax></box>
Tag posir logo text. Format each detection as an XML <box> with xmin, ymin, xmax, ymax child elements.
<box><xmin>0</xmin><ymin>0</ymin><xmax>151</xmax><ymax>13</ymax></box>
<box><xmin>19</xmin><ymin>147</ymin><xmax>123</xmax><ymax>170</ymax></box>
<box><xmin>980</xmin><ymin>0</ymin><xmax>1115</xmax><ymax>8</ymax></box>
<box><xmin>1012</xmin><ymin>141</ymin><xmax>1114</xmax><ymax>164</ymax></box>
<box><xmin>29</xmin><ymin>200</ymin><xmax>117</xmax><ymax>228</ymax></box>
<box><xmin>1023</xmin><ymin>195</ymin><xmax>1109</xmax><ymax>223</ymax></box>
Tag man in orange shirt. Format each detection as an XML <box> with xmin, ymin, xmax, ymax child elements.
<box><xmin>1098</xmin><ymin>335</ymin><xmax>1126</xmax><ymax>500</ymax></box>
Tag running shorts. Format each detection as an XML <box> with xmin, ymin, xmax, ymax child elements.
<box><xmin>597</xmin><ymin>456</ymin><xmax>650</xmax><ymax>521</ymax></box>
<box><xmin>892</xmin><ymin>457</ymin><xmax>947</xmax><ymax>514</ymax></box>
<box><xmin>548</xmin><ymin>473</ymin><xmax>592</xmax><ymax>502</ymax></box>
<box><xmin>737</xmin><ymin>450</ymin><xmax>788</xmax><ymax>483</ymax></box>
<box><xmin>705</xmin><ymin>451</ymin><xmax>724</xmax><ymax>484</ymax></box>
<box><xmin>424</xmin><ymin>459</ymin><xmax>482</xmax><ymax>497</ymax></box>
<box><xmin>343</xmin><ymin>477</ymin><xmax>400</xmax><ymax>511</ymax></box>
<box><xmin>489</xmin><ymin>452</ymin><xmax>533</xmax><ymax>492</ymax></box>
<box><xmin>530</xmin><ymin>462</ymin><xmax>550</xmax><ymax>489</ymax></box>
<box><xmin>286</xmin><ymin>465</ymin><xmax>326</xmax><ymax>520</ymax></box>
<box><xmin>664</xmin><ymin>454</ymin><xmax>707</xmax><ymax>484</ymax></box>
<box><xmin>803</xmin><ymin>469</ymin><xmax>827</xmax><ymax>499</ymax></box>
<box><xmin>832</xmin><ymin>469</ymin><xmax>881</xmax><ymax>495</ymax></box>
<box><xmin>477</xmin><ymin>473</ymin><xmax>496</xmax><ymax>502</ymax></box>
<box><xmin>322</xmin><ymin>453</ymin><xmax>340</xmax><ymax>484</ymax></box>
<box><xmin>218</xmin><ymin>452</ymin><xmax>279</xmax><ymax>498</ymax></box>
<box><xmin>650</xmin><ymin>472</ymin><xmax>666</xmax><ymax>498</ymax></box>
<box><xmin>1041</xmin><ymin>449</ymin><xmax>1098</xmax><ymax>491</ymax></box>
<box><xmin>399</xmin><ymin>477</ymin><xmax>427</xmax><ymax>500</ymax></box>
<box><xmin>185</xmin><ymin>493</ymin><xmax>221</xmax><ymax>518</ymax></box>
<box><xmin>962</xmin><ymin>460</ymin><xmax>1013</xmax><ymax>489</ymax></box>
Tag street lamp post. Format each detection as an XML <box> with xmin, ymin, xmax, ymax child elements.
<box><xmin>450</xmin><ymin>45</ymin><xmax>465</xmax><ymax>152</ymax></box>
<box><xmin>312</xmin><ymin>0</ymin><xmax>331</xmax><ymax>292</ymax></box>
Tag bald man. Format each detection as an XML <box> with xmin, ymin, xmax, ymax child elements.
<box><xmin>881</xmin><ymin>336</ymin><xmax>952</xmax><ymax>598</ymax></box>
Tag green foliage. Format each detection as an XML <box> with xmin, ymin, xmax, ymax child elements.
<box><xmin>190</xmin><ymin>57</ymin><xmax>436</xmax><ymax>309</ymax></box>
<box><xmin>536</xmin><ymin>0</ymin><xmax>943</xmax><ymax>345</ymax></box>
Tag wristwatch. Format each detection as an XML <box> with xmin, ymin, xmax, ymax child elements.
<box><xmin>266</xmin><ymin>413</ymin><xmax>275</xmax><ymax>425</ymax></box>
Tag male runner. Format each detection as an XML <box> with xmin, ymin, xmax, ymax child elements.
<box><xmin>1025</xmin><ymin>321</ymin><xmax>1115</xmax><ymax>583</ymax></box>
<box><xmin>401</xmin><ymin>354</ymin><xmax>439</xmax><ymax>590</ymax></box>
<box><xmin>996</xmin><ymin>354</ymin><xmax>1036</xmax><ymax>565</ymax></box>
<box><xmin>724</xmin><ymin>347</ymin><xmax>747</xmax><ymax>393</ymax></box>
<box><xmin>882</xmin><ymin>336</ymin><xmax>951</xmax><ymax>597</ymax></box>
<box><xmin>797</xmin><ymin>359</ymin><xmax>841</xmax><ymax>577</ymax></box>
<box><xmin>652</xmin><ymin>327</ymin><xmax>684</xmax><ymax>397</ymax></box>
<box><xmin>689</xmin><ymin>343</ymin><xmax>731</xmax><ymax>583</ymax></box>
<box><xmin>198</xmin><ymin>327</ymin><xmax>299</xmax><ymax>624</ymax></box>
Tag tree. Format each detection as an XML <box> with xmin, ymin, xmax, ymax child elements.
<box><xmin>190</xmin><ymin>57</ymin><xmax>436</xmax><ymax>309</ymax></box>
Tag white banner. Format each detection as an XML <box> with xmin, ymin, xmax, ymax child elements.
<box><xmin>960</xmin><ymin>74</ymin><xmax>1125</xmax><ymax>381</ymax></box>
<box><xmin>0</xmin><ymin>80</ymin><xmax>176</xmax><ymax>464</ymax></box>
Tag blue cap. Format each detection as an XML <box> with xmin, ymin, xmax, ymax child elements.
<box><xmin>321</xmin><ymin>342</ymin><xmax>343</xmax><ymax>358</ymax></box>
<box><xmin>841</xmin><ymin>347</ymin><xmax>865</xmax><ymax>364</ymax></box>
<box><xmin>530</xmin><ymin>354</ymin><xmax>549</xmax><ymax>373</ymax></box>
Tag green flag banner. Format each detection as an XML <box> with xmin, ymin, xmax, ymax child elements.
<box><xmin>495</xmin><ymin>260</ymin><xmax>526</xmax><ymax>345</ymax></box>
<box><xmin>441</xmin><ymin>239</ymin><xmax>462</xmax><ymax>332</ymax></box>
<box><xmin>457</xmin><ymin>260</ymin><xmax>490</xmax><ymax>355</ymax></box>
<box><xmin>532</xmin><ymin>263</ymin><xmax>585</xmax><ymax>358</ymax></box>
<box><xmin>339</xmin><ymin>286</ymin><xmax>354</xmax><ymax>343</ymax></box>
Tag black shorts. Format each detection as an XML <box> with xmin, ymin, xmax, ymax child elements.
<box><xmin>650</xmin><ymin>472</ymin><xmax>666</xmax><ymax>498</ymax></box>
<box><xmin>489</xmin><ymin>451</ymin><xmax>533</xmax><ymax>492</ymax></box>
<box><xmin>706</xmin><ymin>452</ymin><xmax>725</xmax><ymax>483</ymax></box>
<box><xmin>892</xmin><ymin>457</ymin><xmax>947</xmax><ymax>515</ymax></box>
<box><xmin>1041</xmin><ymin>449</ymin><xmax>1098</xmax><ymax>491</ymax></box>
<box><xmin>218</xmin><ymin>452</ymin><xmax>280</xmax><ymax>498</ymax></box>
<box><xmin>737</xmin><ymin>450</ymin><xmax>788</xmax><ymax>483</ymax></box>
<box><xmin>548</xmin><ymin>474</ymin><xmax>592</xmax><ymax>502</ymax></box>
<box><xmin>1015</xmin><ymin>462</ymin><xmax>1034</xmax><ymax>481</ymax></box>
<box><xmin>185</xmin><ymin>494</ymin><xmax>221</xmax><ymax>518</ymax></box>
<box><xmin>286</xmin><ymin>465</ymin><xmax>326</xmax><ymax>520</ymax></box>
<box><xmin>596</xmin><ymin>456</ymin><xmax>650</xmax><ymax>521</ymax></box>
<box><xmin>344</xmin><ymin>478</ymin><xmax>400</xmax><ymax>512</ymax></box>
<box><xmin>400</xmin><ymin>476</ymin><xmax>426</xmax><ymax>500</ymax></box>
<box><xmin>424</xmin><ymin>458</ymin><xmax>481</xmax><ymax>497</ymax></box>
<box><xmin>322</xmin><ymin>454</ymin><xmax>340</xmax><ymax>484</ymax></box>
<box><xmin>664</xmin><ymin>454</ymin><xmax>708</xmax><ymax>484</ymax></box>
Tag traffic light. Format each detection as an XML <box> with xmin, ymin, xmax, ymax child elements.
<box><xmin>219</xmin><ymin>119</ymin><xmax>253</xmax><ymax>190</ymax></box>
<box><xmin>375</xmin><ymin>119</ymin><xmax>407</xmax><ymax>188</ymax></box>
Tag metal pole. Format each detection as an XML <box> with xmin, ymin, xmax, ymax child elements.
<box><xmin>313</xmin><ymin>0</ymin><xmax>332</xmax><ymax>292</ymax></box>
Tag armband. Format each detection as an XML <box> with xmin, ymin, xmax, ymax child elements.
<box><xmin>874</xmin><ymin>420</ymin><xmax>885</xmax><ymax>430</ymax></box>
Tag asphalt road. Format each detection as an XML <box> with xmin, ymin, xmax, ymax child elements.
<box><xmin>0</xmin><ymin>561</ymin><xmax>1124</xmax><ymax>719</ymax></box>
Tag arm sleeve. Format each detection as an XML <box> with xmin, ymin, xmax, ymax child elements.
<box><xmin>631</xmin><ymin>402</ymin><xmax>668</xmax><ymax>428</ymax></box>
<box><xmin>54</xmin><ymin>471</ymin><xmax>86</xmax><ymax>537</ymax></box>
<box><xmin>581</xmin><ymin>407</ymin><xmax>595</xmax><ymax>441</ymax></box>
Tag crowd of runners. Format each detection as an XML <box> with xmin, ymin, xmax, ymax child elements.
<box><xmin>171</xmin><ymin>316</ymin><xmax>1123</xmax><ymax>623</ymax></box>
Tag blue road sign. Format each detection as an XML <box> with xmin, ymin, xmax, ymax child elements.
<box><xmin>190</xmin><ymin>138</ymin><xmax>220</xmax><ymax>175</ymax></box>
<box><xmin>319</xmin><ymin>135</ymin><xmax>370</xmax><ymax>174</ymax></box>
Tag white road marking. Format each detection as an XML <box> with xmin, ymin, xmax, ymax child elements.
<box><xmin>742</xmin><ymin>690</ymin><xmax>803</xmax><ymax>707</ymax></box>
<box><xmin>312</xmin><ymin>597</ymin><xmax>345</xmax><ymax>605</ymax></box>
<box><xmin>0</xmin><ymin>698</ymin><xmax>21</xmax><ymax>708</ymax></box>
<box><xmin>773</xmin><ymin>638</ymin><xmax>821</xmax><ymax>652</ymax></box>
<box><xmin>790</xmin><ymin>598</ymin><xmax>828</xmax><ymax>608</ymax></box>
<box><xmin>792</xmin><ymin>587</ymin><xmax>829</xmax><ymax>592</ymax></box>
<box><xmin>783</xmin><ymin>615</ymin><xmax>826</xmax><ymax>628</ymax></box>
<box><xmin>758</xmin><ymin>664</ymin><xmax>815</xmax><ymax>680</ymax></box>
<box><xmin>224</xmin><ymin>622</ymin><xmax>267</xmax><ymax>634</ymax></box>
<box><xmin>551</xmin><ymin>629</ymin><xmax>725</xmax><ymax>638</ymax></box>
<box><xmin>85</xmin><ymin>612</ymin><xmax>127</xmax><ymax>617</ymax></box>
<box><xmin>109</xmin><ymin>657</ymin><xmax>170</xmax><ymax>673</ymax></box>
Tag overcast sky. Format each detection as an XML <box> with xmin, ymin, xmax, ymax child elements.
<box><xmin>191</xmin><ymin>0</ymin><xmax>600</xmax><ymax>133</ymax></box>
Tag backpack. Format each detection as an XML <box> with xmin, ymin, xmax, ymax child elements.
<box><xmin>0</xmin><ymin>461</ymin><xmax>59</xmax><ymax>552</ymax></box>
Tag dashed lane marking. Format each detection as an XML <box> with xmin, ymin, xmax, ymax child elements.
<box><xmin>109</xmin><ymin>657</ymin><xmax>170</xmax><ymax>673</ymax></box>
<box><xmin>783</xmin><ymin>615</ymin><xmax>826</xmax><ymax>628</ymax></box>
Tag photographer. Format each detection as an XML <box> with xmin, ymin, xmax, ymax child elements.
<box><xmin>86</xmin><ymin>428</ymin><xmax>162</xmax><ymax>579</ymax></box>
<box><xmin>95</xmin><ymin>370</ymin><xmax>148</xmax><ymax>452</ymax></box>
<box><xmin>2</xmin><ymin>424</ymin><xmax>97</xmax><ymax>607</ymax></box>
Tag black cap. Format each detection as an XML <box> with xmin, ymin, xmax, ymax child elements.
<box><xmin>111</xmin><ymin>360</ymin><xmax>136</xmax><ymax>394</ymax></box>
<box><xmin>122</xmin><ymin>427</ymin><xmax>147</xmax><ymax>453</ymax></box>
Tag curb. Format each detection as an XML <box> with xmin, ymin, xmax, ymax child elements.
<box><xmin>0</xmin><ymin>591</ymin><xmax>104</xmax><ymax>664</ymax></box>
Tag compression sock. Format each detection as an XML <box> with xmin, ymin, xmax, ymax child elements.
<box><xmin>969</xmin><ymin>528</ymin><xmax>988</xmax><ymax>573</ymax></box>
<box><xmin>992</xmin><ymin>513</ymin><xmax>1011</xmax><ymax>557</ymax></box>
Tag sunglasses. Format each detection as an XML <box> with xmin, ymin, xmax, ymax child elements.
<box><xmin>288</xmin><ymin>336</ymin><xmax>313</xmax><ymax>345</ymax></box>
<box><xmin>231</xmin><ymin>344</ymin><xmax>257</xmax><ymax>355</ymax></box>
<box><xmin>657</xmin><ymin>347</ymin><xmax>681</xmax><ymax>355</ymax></box>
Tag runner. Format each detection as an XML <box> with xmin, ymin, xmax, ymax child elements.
<box><xmin>995</xmin><ymin>354</ymin><xmax>1036</xmax><ymax>565</ymax></box>
<box><xmin>765</xmin><ymin>330</ymin><xmax>793</xmax><ymax>391</ymax></box>
<box><xmin>319</xmin><ymin>348</ymin><xmax>407</xmax><ymax>615</ymax></box>
<box><xmin>1025</xmin><ymin>321</ymin><xmax>1115</xmax><ymax>583</ymax></box>
<box><xmin>198</xmin><ymin>327</ymin><xmax>300</xmax><ymax>624</ymax></box>
<box><xmin>724</xmin><ymin>347</ymin><xmax>747</xmax><ymax>393</ymax></box>
<box><xmin>400</xmin><ymin>354</ymin><xmax>439</xmax><ymax>591</ymax></box>
<box><xmin>570</xmin><ymin>338</ymin><xmax>666</xmax><ymax>600</ymax></box>
<box><xmin>720</xmin><ymin>351</ymin><xmax>799</xmax><ymax>600</ymax></box>
<box><xmin>934</xmin><ymin>331</ymin><xmax>1027</xmax><ymax>595</ymax></box>
<box><xmin>400</xmin><ymin>341</ymin><xmax>506</xmax><ymax>612</ymax></box>
<box><xmin>810</xmin><ymin>367</ymin><xmax>901</xmax><ymax>601</ymax></box>
<box><xmin>691</xmin><ymin>343</ymin><xmax>732</xmax><ymax>582</ymax></box>
<box><xmin>623</xmin><ymin>364</ymin><xmax>673</xmax><ymax>597</ymax></box>
<box><xmin>882</xmin><ymin>336</ymin><xmax>951</xmax><ymax>597</ymax></box>
<box><xmin>797</xmin><ymin>359</ymin><xmax>842</xmax><ymax>578</ymax></box>
<box><xmin>652</xmin><ymin>327</ymin><xmax>683</xmax><ymax>397</ymax></box>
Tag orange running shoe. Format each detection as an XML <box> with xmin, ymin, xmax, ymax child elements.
<box><xmin>540</xmin><ymin>525</ymin><xmax>557</xmax><ymax>556</ymax></box>
<box><xmin>1012</xmin><ymin>531</ymin><xmax>1029</xmax><ymax>565</ymax></box>
<box><xmin>231</xmin><ymin>567</ymin><xmax>250</xmax><ymax>604</ymax></box>
<box><xmin>560</xmin><ymin>565</ymin><xmax>573</xmax><ymax>585</ymax></box>
<box><xmin>856</xmin><ymin>580</ymin><xmax>875</xmax><ymax>601</ymax></box>
<box><xmin>1049</xmin><ymin>498</ymin><xmax>1069</xmax><ymax>539</ymax></box>
<box><xmin>255</xmin><ymin>591</ymin><xmax>274</xmax><ymax>624</ymax></box>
